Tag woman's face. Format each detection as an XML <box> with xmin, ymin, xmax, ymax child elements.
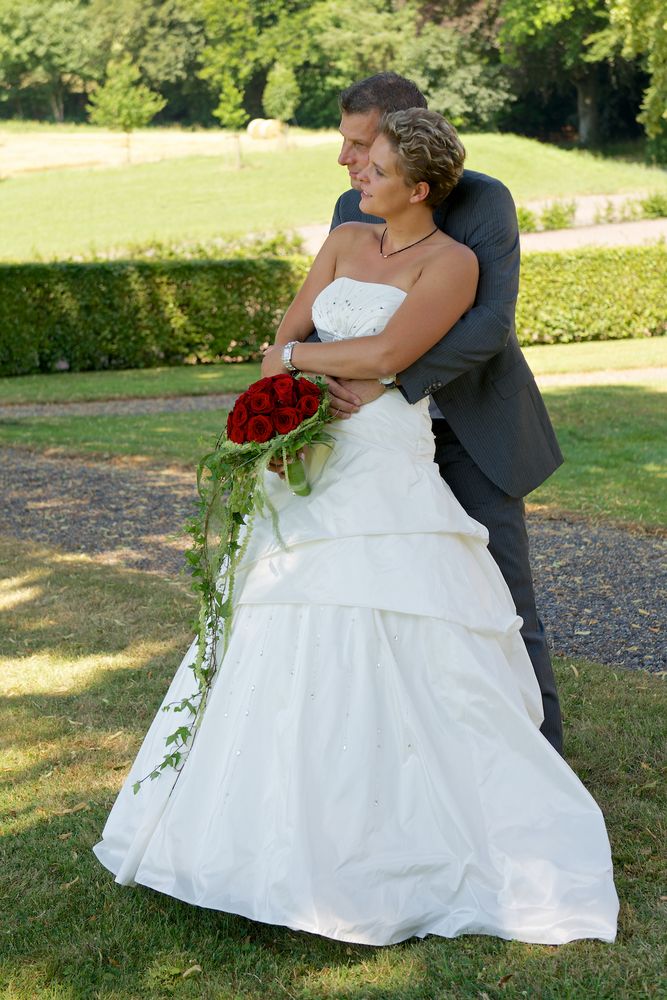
<box><xmin>357</xmin><ymin>134</ymin><xmax>417</xmax><ymax>218</ymax></box>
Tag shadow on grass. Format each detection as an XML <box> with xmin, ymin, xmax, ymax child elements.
<box><xmin>1</xmin><ymin>537</ymin><xmax>666</xmax><ymax>999</ymax></box>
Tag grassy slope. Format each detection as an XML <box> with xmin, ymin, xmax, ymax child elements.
<box><xmin>1</xmin><ymin>338</ymin><xmax>664</xmax><ymax>406</ymax></box>
<box><xmin>2</xmin><ymin>133</ymin><xmax>667</xmax><ymax>261</ymax></box>
<box><xmin>0</xmin><ymin>536</ymin><xmax>665</xmax><ymax>999</ymax></box>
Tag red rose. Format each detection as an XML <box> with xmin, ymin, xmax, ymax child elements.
<box><xmin>246</xmin><ymin>414</ymin><xmax>275</xmax><ymax>443</ymax></box>
<box><xmin>273</xmin><ymin>407</ymin><xmax>301</xmax><ymax>434</ymax></box>
<box><xmin>296</xmin><ymin>395</ymin><xmax>319</xmax><ymax>419</ymax></box>
<box><xmin>244</xmin><ymin>376</ymin><xmax>274</xmax><ymax>395</ymax></box>
<box><xmin>247</xmin><ymin>390</ymin><xmax>273</xmax><ymax>414</ymax></box>
<box><xmin>226</xmin><ymin>401</ymin><xmax>249</xmax><ymax>443</ymax></box>
<box><xmin>297</xmin><ymin>377</ymin><xmax>321</xmax><ymax>398</ymax></box>
<box><xmin>272</xmin><ymin>374</ymin><xmax>297</xmax><ymax>406</ymax></box>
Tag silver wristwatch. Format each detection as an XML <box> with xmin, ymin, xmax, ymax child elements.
<box><xmin>282</xmin><ymin>341</ymin><xmax>300</xmax><ymax>375</ymax></box>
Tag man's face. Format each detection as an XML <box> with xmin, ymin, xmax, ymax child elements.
<box><xmin>337</xmin><ymin>110</ymin><xmax>381</xmax><ymax>190</ymax></box>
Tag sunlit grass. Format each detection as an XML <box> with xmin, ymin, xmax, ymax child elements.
<box><xmin>0</xmin><ymin>361</ymin><xmax>261</xmax><ymax>405</ymax></box>
<box><xmin>528</xmin><ymin>381</ymin><xmax>666</xmax><ymax>526</ymax></box>
<box><xmin>1</xmin><ymin>338</ymin><xmax>664</xmax><ymax>406</ymax></box>
<box><xmin>1</xmin><ymin>382</ymin><xmax>664</xmax><ymax>527</ymax></box>
<box><xmin>0</xmin><ymin>536</ymin><xmax>665</xmax><ymax>999</ymax></box>
<box><xmin>2</xmin><ymin>132</ymin><xmax>667</xmax><ymax>261</ymax></box>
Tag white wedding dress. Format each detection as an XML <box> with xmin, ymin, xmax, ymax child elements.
<box><xmin>94</xmin><ymin>277</ymin><xmax>618</xmax><ymax>945</ymax></box>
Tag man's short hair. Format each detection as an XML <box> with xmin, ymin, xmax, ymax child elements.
<box><xmin>339</xmin><ymin>72</ymin><xmax>427</xmax><ymax>116</ymax></box>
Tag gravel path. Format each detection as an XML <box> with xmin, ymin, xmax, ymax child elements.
<box><xmin>0</xmin><ymin>369</ymin><xmax>663</xmax><ymax>422</ymax></box>
<box><xmin>298</xmin><ymin>217</ymin><xmax>667</xmax><ymax>255</ymax></box>
<box><xmin>1</xmin><ymin>445</ymin><xmax>664</xmax><ymax>673</ymax></box>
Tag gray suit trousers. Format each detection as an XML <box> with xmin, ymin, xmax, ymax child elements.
<box><xmin>432</xmin><ymin>419</ymin><xmax>564</xmax><ymax>753</ymax></box>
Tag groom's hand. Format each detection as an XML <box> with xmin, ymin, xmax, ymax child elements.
<box><xmin>325</xmin><ymin>376</ymin><xmax>385</xmax><ymax>417</ymax></box>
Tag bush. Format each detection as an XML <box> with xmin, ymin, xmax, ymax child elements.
<box><xmin>518</xmin><ymin>245</ymin><xmax>667</xmax><ymax>345</ymax></box>
<box><xmin>639</xmin><ymin>192</ymin><xmax>667</xmax><ymax>219</ymax></box>
<box><xmin>0</xmin><ymin>246</ymin><xmax>664</xmax><ymax>375</ymax></box>
<box><xmin>0</xmin><ymin>258</ymin><xmax>309</xmax><ymax>376</ymax></box>
<box><xmin>516</xmin><ymin>206</ymin><xmax>538</xmax><ymax>233</ymax></box>
<box><xmin>539</xmin><ymin>200</ymin><xmax>577</xmax><ymax>230</ymax></box>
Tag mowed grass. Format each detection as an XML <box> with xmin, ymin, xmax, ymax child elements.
<box><xmin>0</xmin><ymin>380</ymin><xmax>664</xmax><ymax>527</ymax></box>
<box><xmin>0</xmin><ymin>535</ymin><xmax>665</xmax><ymax>999</ymax></box>
<box><xmin>0</xmin><ymin>362</ymin><xmax>262</xmax><ymax>405</ymax></box>
<box><xmin>527</xmin><ymin>382</ymin><xmax>666</xmax><ymax>526</ymax></box>
<box><xmin>1</xmin><ymin>337</ymin><xmax>664</xmax><ymax>406</ymax></box>
<box><xmin>2</xmin><ymin>131</ymin><xmax>667</xmax><ymax>261</ymax></box>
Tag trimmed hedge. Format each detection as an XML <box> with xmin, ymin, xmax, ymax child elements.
<box><xmin>517</xmin><ymin>245</ymin><xmax>667</xmax><ymax>345</ymax></box>
<box><xmin>0</xmin><ymin>246</ymin><xmax>664</xmax><ymax>376</ymax></box>
<box><xmin>0</xmin><ymin>258</ymin><xmax>309</xmax><ymax>376</ymax></box>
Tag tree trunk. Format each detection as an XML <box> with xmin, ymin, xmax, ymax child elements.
<box><xmin>576</xmin><ymin>72</ymin><xmax>599</xmax><ymax>147</ymax></box>
<box><xmin>49</xmin><ymin>84</ymin><xmax>64</xmax><ymax>123</ymax></box>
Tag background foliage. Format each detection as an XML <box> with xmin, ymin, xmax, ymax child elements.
<box><xmin>1</xmin><ymin>246</ymin><xmax>664</xmax><ymax>376</ymax></box>
<box><xmin>0</xmin><ymin>0</ymin><xmax>665</xmax><ymax>155</ymax></box>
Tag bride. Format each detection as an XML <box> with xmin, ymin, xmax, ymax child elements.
<box><xmin>94</xmin><ymin>109</ymin><xmax>618</xmax><ymax>946</ymax></box>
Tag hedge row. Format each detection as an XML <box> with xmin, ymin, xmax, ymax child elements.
<box><xmin>516</xmin><ymin>244</ymin><xmax>667</xmax><ymax>345</ymax></box>
<box><xmin>0</xmin><ymin>258</ymin><xmax>309</xmax><ymax>377</ymax></box>
<box><xmin>0</xmin><ymin>246</ymin><xmax>664</xmax><ymax>376</ymax></box>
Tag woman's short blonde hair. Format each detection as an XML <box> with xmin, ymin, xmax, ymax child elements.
<box><xmin>378</xmin><ymin>108</ymin><xmax>465</xmax><ymax>207</ymax></box>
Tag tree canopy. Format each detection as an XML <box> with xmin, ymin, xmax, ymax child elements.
<box><xmin>0</xmin><ymin>0</ymin><xmax>663</xmax><ymax>159</ymax></box>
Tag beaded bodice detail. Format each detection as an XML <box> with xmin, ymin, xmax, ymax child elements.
<box><xmin>312</xmin><ymin>277</ymin><xmax>407</xmax><ymax>343</ymax></box>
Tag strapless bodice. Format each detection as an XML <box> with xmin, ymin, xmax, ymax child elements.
<box><xmin>312</xmin><ymin>277</ymin><xmax>407</xmax><ymax>342</ymax></box>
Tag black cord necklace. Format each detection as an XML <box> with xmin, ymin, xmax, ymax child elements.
<box><xmin>379</xmin><ymin>226</ymin><xmax>438</xmax><ymax>258</ymax></box>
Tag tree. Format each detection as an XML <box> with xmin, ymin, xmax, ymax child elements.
<box><xmin>604</xmin><ymin>0</ymin><xmax>667</xmax><ymax>156</ymax></box>
<box><xmin>262</xmin><ymin>62</ymin><xmax>299</xmax><ymax>122</ymax></box>
<box><xmin>87</xmin><ymin>56</ymin><xmax>166</xmax><ymax>160</ymax></box>
<box><xmin>86</xmin><ymin>0</ymin><xmax>212</xmax><ymax>124</ymax></box>
<box><xmin>0</xmin><ymin>0</ymin><xmax>94</xmax><ymax>120</ymax></box>
<box><xmin>499</xmin><ymin>0</ymin><xmax>611</xmax><ymax>145</ymax></box>
<box><xmin>398</xmin><ymin>24</ymin><xmax>513</xmax><ymax>129</ymax></box>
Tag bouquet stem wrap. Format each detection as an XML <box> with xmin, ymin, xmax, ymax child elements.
<box><xmin>134</xmin><ymin>374</ymin><xmax>332</xmax><ymax>793</ymax></box>
<box><xmin>285</xmin><ymin>456</ymin><xmax>311</xmax><ymax>496</ymax></box>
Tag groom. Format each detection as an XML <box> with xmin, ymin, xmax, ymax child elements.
<box><xmin>325</xmin><ymin>72</ymin><xmax>564</xmax><ymax>752</ymax></box>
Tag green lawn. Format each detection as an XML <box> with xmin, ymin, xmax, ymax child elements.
<box><xmin>0</xmin><ymin>381</ymin><xmax>664</xmax><ymax>527</ymax></box>
<box><xmin>528</xmin><ymin>382</ymin><xmax>666</xmax><ymax>526</ymax></box>
<box><xmin>1</xmin><ymin>338</ymin><xmax>664</xmax><ymax>406</ymax></box>
<box><xmin>1</xmin><ymin>535</ymin><xmax>665</xmax><ymax>1000</ymax></box>
<box><xmin>2</xmin><ymin>132</ymin><xmax>667</xmax><ymax>261</ymax></box>
<box><xmin>0</xmin><ymin>362</ymin><xmax>262</xmax><ymax>405</ymax></box>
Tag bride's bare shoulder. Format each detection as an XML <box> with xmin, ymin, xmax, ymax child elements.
<box><xmin>330</xmin><ymin>222</ymin><xmax>382</xmax><ymax>246</ymax></box>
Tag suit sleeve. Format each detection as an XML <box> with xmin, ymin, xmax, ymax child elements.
<box><xmin>398</xmin><ymin>181</ymin><xmax>520</xmax><ymax>402</ymax></box>
<box><xmin>330</xmin><ymin>194</ymin><xmax>345</xmax><ymax>232</ymax></box>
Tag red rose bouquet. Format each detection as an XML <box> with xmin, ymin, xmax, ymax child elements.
<box><xmin>225</xmin><ymin>373</ymin><xmax>324</xmax><ymax>495</ymax></box>
<box><xmin>134</xmin><ymin>373</ymin><xmax>332</xmax><ymax>790</ymax></box>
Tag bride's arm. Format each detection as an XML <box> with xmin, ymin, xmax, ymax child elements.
<box><xmin>263</xmin><ymin>244</ymin><xmax>478</xmax><ymax>380</ymax></box>
<box><xmin>272</xmin><ymin>225</ymin><xmax>352</xmax><ymax>347</ymax></box>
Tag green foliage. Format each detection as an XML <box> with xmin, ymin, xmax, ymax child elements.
<box><xmin>539</xmin><ymin>198</ymin><xmax>577</xmax><ymax>229</ymax></box>
<box><xmin>212</xmin><ymin>74</ymin><xmax>247</xmax><ymax>130</ymax></box>
<box><xmin>606</xmin><ymin>0</ymin><xmax>667</xmax><ymax>140</ymax></box>
<box><xmin>639</xmin><ymin>191</ymin><xmax>667</xmax><ymax>218</ymax></box>
<box><xmin>0</xmin><ymin>257</ymin><xmax>309</xmax><ymax>376</ymax></box>
<box><xmin>516</xmin><ymin>206</ymin><xmax>538</xmax><ymax>232</ymax></box>
<box><xmin>87</xmin><ymin>55</ymin><xmax>166</xmax><ymax>132</ymax></box>
<box><xmin>518</xmin><ymin>245</ymin><xmax>667</xmax><ymax>344</ymax></box>
<box><xmin>0</xmin><ymin>247</ymin><xmax>664</xmax><ymax>378</ymax></box>
<box><xmin>398</xmin><ymin>24</ymin><xmax>513</xmax><ymax>130</ymax></box>
<box><xmin>0</xmin><ymin>0</ymin><xmax>95</xmax><ymax>120</ymax></box>
<box><xmin>262</xmin><ymin>62</ymin><xmax>299</xmax><ymax>122</ymax></box>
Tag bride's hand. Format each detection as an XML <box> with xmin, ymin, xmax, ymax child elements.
<box><xmin>261</xmin><ymin>344</ymin><xmax>285</xmax><ymax>378</ymax></box>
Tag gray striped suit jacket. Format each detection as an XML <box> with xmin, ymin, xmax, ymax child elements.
<box><xmin>331</xmin><ymin>171</ymin><xmax>563</xmax><ymax>499</ymax></box>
